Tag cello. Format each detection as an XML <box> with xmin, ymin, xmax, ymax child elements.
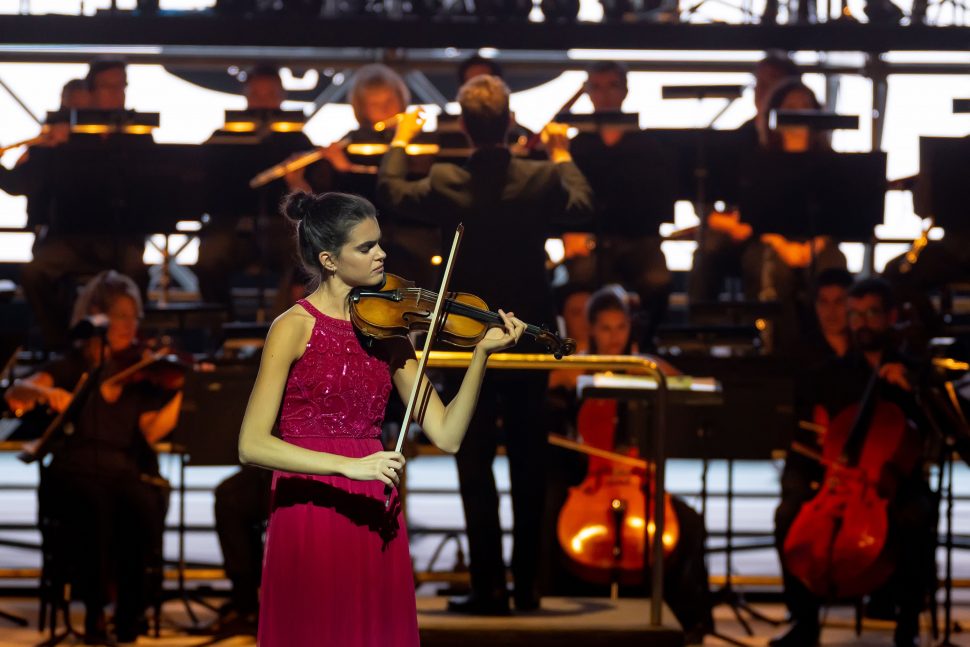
<box><xmin>783</xmin><ymin>363</ymin><xmax>922</xmax><ymax>599</ymax></box>
<box><xmin>556</xmin><ymin>397</ymin><xmax>680</xmax><ymax>588</ymax></box>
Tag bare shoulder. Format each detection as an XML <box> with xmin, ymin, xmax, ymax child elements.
<box><xmin>265</xmin><ymin>305</ymin><xmax>315</xmax><ymax>360</ymax></box>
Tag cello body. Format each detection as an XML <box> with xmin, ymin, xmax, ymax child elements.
<box><xmin>557</xmin><ymin>398</ymin><xmax>680</xmax><ymax>585</ymax></box>
<box><xmin>784</xmin><ymin>390</ymin><xmax>918</xmax><ymax>599</ymax></box>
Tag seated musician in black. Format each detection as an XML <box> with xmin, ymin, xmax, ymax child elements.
<box><xmin>545</xmin><ymin>285</ymin><xmax>713</xmax><ymax>644</ymax></box>
<box><xmin>4</xmin><ymin>270</ymin><xmax>181</xmax><ymax>644</ymax></box>
<box><xmin>772</xmin><ymin>277</ymin><xmax>936</xmax><ymax>647</ymax></box>
<box><xmin>689</xmin><ymin>53</ymin><xmax>799</xmax><ymax>301</ymax></box>
<box><xmin>378</xmin><ymin>74</ymin><xmax>593</xmax><ymax>615</ymax></box>
<box><xmin>694</xmin><ymin>80</ymin><xmax>848</xmax><ymax>352</ymax></box>
<box><xmin>2</xmin><ymin>59</ymin><xmax>147</xmax><ymax>350</ymax></box>
<box><xmin>569</xmin><ymin>61</ymin><xmax>673</xmax><ymax>350</ymax></box>
<box><xmin>0</xmin><ymin>77</ymin><xmax>89</xmax><ymax>245</ymax></box>
<box><xmin>196</xmin><ymin>64</ymin><xmax>328</xmax><ymax>314</ymax></box>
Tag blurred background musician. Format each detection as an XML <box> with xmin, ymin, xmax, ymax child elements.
<box><xmin>689</xmin><ymin>80</ymin><xmax>848</xmax><ymax>349</ymax></box>
<box><xmin>377</xmin><ymin>74</ymin><xmax>594</xmax><ymax>615</ymax></box>
<box><xmin>544</xmin><ymin>285</ymin><xmax>713</xmax><ymax>643</ymax></box>
<box><xmin>3</xmin><ymin>271</ymin><xmax>180</xmax><ymax>644</ymax></box>
<box><xmin>197</xmin><ymin>64</ymin><xmax>328</xmax><ymax>316</ymax></box>
<box><xmin>568</xmin><ymin>61</ymin><xmax>674</xmax><ymax>351</ymax></box>
<box><xmin>688</xmin><ymin>54</ymin><xmax>802</xmax><ymax>304</ymax></box>
<box><xmin>452</xmin><ymin>54</ymin><xmax>534</xmax><ymax>148</ymax></box>
<box><xmin>0</xmin><ymin>77</ymin><xmax>90</xmax><ymax>241</ymax></box>
<box><xmin>771</xmin><ymin>278</ymin><xmax>936</xmax><ymax>647</ymax></box>
<box><xmin>735</xmin><ymin>53</ymin><xmax>802</xmax><ymax>146</ymax></box>
<box><xmin>3</xmin><ymin>59</ymin><xmax>154</xmax><ymax>351</ymax></box>
<box><xmin>327</xmin><ymin>63</ymin><xmax>443</xmax><ymax>287</ymax></box>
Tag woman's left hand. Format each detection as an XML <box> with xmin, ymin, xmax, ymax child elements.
<box><xmin>476</xmin><ymin>309</ymin><xmax>526</xmax><ymax>356</ymax></box>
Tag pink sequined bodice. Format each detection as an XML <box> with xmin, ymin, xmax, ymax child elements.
<box><xmin>279</xmin><ymin>299</ymin><xmax>393</xmax><ymax>439</ymax></box>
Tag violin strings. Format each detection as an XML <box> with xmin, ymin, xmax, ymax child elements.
<box><xmin>401</xmin><ymin>287</ymin><xmax>542</xmax><ymax>335</ymax></box>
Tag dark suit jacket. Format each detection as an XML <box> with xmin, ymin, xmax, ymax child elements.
<box><xmin>377</xmin><ymin>145</ymin><xmax>594</xmax><ymax>333</ymax></box>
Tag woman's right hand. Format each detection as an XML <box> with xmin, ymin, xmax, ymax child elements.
<box><xmin>343</xmin><ymin>451</ymin><xmax>406</xmax><ymax>487</ymax></box>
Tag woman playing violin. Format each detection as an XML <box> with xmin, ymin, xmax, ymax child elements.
<box><xmin>237</xmin><ymin>191</ymin><xmax>525</xmax><ymax>646</ymax></box>
<box><xmin>4</xmin><ymin>270</ymin><xmax>181</xmax><ymax>645</ymax></box>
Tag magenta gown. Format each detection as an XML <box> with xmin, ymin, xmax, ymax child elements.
<box><xmin>257</xmin><ymin>299</ymin><xmax>419</xmax><ymax>646</ymax></box>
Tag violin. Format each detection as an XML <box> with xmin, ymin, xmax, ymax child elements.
<box><xmin>349</xmin><ymin>273</ymin><xmax>576</xmax><ymax>359</ymax></box>
<box><xmin>101</xmin><ymin>343</ymin><xmax>192</xmax><ymax>393</ymax></box>
<box><xmin>556</xmin><ymin>398</ymin><xmax>680</xmax><ymax>587</ymax></box>
<box><xmin>783</xmin><ymin>365</ymin><xmax>921</xmax><ymax>599</ymax></box>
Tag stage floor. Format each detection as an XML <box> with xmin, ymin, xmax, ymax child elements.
<box><xmin>1</xmin><ymin>595</ymin><xmax>968</xmax><ymax>645</ymax></box>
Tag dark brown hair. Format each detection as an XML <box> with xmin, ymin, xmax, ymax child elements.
<box><xmin>282</xmin><ymin>192</ymin><xmax>377</xmax><ymax>287</ymax></box>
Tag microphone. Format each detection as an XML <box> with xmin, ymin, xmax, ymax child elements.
<box><xmin>70</xmin><ymin>314</ymin><xmax>109</xmax><ymax>340</ymax></box>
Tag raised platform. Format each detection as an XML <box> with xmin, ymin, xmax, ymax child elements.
<box><xmin>417</xmin><ymin>596</ymin><xmax>684</xmax><ymax>647</ymax></box>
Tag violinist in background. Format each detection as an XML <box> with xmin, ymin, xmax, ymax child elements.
<box><xmin>545</xmin><ymin>285</ymin><xmax>712</xmax><ymax>644</ymax></box>
<box><xmin>378</xmin><ymin>74</ymin><xmax>594</xmax><ymax>615</ymax></box>
<box><xmin>4</xmin><ymin>270</ymin><xmax>181</xmax><ymax>644</ymax></box>
<box><xmin>771</xmin><ymin>278</ymin><xmax>936</xmax><ymax>647</ymax></box>
<box><xmin>569</xmin><ymin>61</ymin><xmax>673</xmax><ymax>350</ymax></box>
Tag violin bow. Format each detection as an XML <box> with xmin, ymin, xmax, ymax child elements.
<box><xmin>385</xmin><ymin>223</ymin><xmax>465</xmax><ymax>509</ymax></box>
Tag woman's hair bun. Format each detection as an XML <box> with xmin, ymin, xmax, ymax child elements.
<box><xmin>282</xmin><ymin>191</ymin><xmax>316</xmax><ymax>223</ymax></box>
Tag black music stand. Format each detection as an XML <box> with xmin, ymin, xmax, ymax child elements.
<box><xmin>738</xmin><ymin>151</ymin><xmax>887</xmax><ymax>242</ymax></box>
<box><xmin>578</xmin><ymin>373</ymin><xmax>744</xmax><ymax>644</ymax></box>
<box><xmin>575</xmin><ymin>374</ymin><xmax>684</xmax><ymax>639</ymax></box>
<box><xmin>48</xmin><ymin>139</ymin><xmax>204</xmax><ymax>236</ymax></box>
<box><xmin>648</xmin><ymin>128</ymin><xmax>747</xmax><ymax>208</ymax></box>
<box><xmin>167</xmin><ymin>363</ymin><xmax>259</xmax><ymax>634</ymax></box>
<box><xmin>202</xmin><ymin>130</ymin><xmax>315</xmax><ymax>320</ymax></box>
<box><xmin>915</xmin><ymin>136</ymin><xmax>970</xmax><ymax>235</ymax></box>
<box><xmin>665</xmin><ymin>355</ymin><xmax>797</xmax><ymax>636</ymax></box>
<box><xmin>47</xmin><ymin>140</ymin><xmax>208</xmax><ymax>314</ymax></box>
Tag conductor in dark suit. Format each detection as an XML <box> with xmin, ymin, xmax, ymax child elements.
<box><xmin>378</xmin><ymin>75</ymin><xmax>594</xmax><ymax>615</ymax></box>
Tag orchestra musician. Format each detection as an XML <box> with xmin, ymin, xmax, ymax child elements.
<box><xmin>545</xmin><ymin>285</ymin><xmax>713</xmax><ymax>644</ymax></box>
<box><xmin>458</xmin><ymin>54</ymin><xmax>504</xmax><ymax>86</ymax></box>
<box><xmin>201</xmin><ymin>64</ymin><xmax>328</xmax><ymax>634</ymax></box>
<box><xmin>0</xmin><ymin>78</ymin><xmax>89</xmax><ymax>236</ymax></box>
<box><xmin>688</xmin><ymin>53</ymin><xmax>801</xmax><ymax>303</ymax></box>
<box><xmin>568</xmin><ymin>61</ymin><xmax>673</xmax><ymax>350</ymax></box>
<box><xmin>2</xmin><ymin>60</ymin><xmax>149</xmax><ymax>351</ymax></box>
<box><xmin>735</xmin><ymin>53</ymin><xmax>802</xmax><ymax>146</ymax></box>
<box><xmin>3</xmin><ymin>270</ymin><xmax>181</xmax><ymax>644</ymax></box>
<box><xmin>771</xmin><ymin>277</ymin><xmax>936</xmax><ymax>647</ymax></box>
<box><xmin>9</xmin><ymin>59</ymin><xmax>152</xmax><ymax>350</ymax></box>
<box><xmin>196</xmin><ymin>64</ymin><xmax>328</xmax><ymax>314</ymax></box>
<box><xmin>318</xmin><ymin>63</ymin><xmax>443</xmax><ymax>288</ymax></box>
<box><xmin>690</xmin><ymin>80</ymin><xmax>848</xmax><ymax>350</ymax></box>
<box><xmin>377</xmin><ymin>74</ymin><xmax>594</xmax><ymax>615</ymax></box>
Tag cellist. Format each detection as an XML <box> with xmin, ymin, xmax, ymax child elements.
<box><xmin>771</xmin><ymin>277</ymin><xmax>937</xmax><ymax>647</ymax></box>
<box><xmin>546</xmin><ymin>285</ymin><xmax>713</xmax><ymax>644</ymax></box>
